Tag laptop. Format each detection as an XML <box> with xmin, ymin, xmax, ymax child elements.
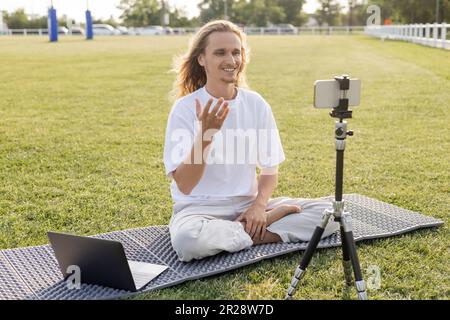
<box><xmin>47</xmin><ymin>231</ymin><xmax>168</xmax><ymax>292</ymax></box>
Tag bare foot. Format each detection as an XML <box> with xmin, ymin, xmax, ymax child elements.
<box><xmin>266</xmin><ymin>204</ymin><xmax>301</xmax><ymax>226</ymax></box>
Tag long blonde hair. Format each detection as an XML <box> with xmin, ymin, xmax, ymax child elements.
<box><xmin>168</xmin><ymin>20</ymin><xmax>251</xmax><ymax>102</ymax></box>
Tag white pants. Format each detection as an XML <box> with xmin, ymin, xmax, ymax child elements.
<box><xmin>169</xmin><ymin>196</ymin><xmax>339</xmax><ymax>262</ymax></box>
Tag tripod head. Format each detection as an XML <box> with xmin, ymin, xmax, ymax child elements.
<box><xmin>329</xmin><ymin>75</ymin><xmax>353</xmax><ymax>120</ymax></box>
<box><xmin>313</xmin><ymin>74</ymin><xmax>360</xmax><ymax>120</ymax></box>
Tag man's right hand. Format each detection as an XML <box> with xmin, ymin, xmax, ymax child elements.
<box><xmin>195</xmin><ymin>98</ymin><xmax>230</xmax><ymax>135</ymax></box>
<box><xmin>173</xmin><ymin>97</ymin><xmax>230</xmax><ymax>195</ymax></box>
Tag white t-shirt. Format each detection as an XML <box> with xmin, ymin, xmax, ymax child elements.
<box><xmin>163</xmin><ymin>85</ymin><xmax>285</xmax><ymax>203</ymax></box>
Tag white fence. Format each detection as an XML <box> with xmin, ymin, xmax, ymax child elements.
<box><xmin>1</xmin><ymin>25</ymin><xmax>367</xmax><ymax>36</ymax></box>
<box><xmin>365</xmin><ymin>23</ymin><xmax>450</xmax><ymax>50</ymax></box>
<box><xmin>244</xmin><ymin>25</ymin><xmax>365</xmax><ymax>35</ymax></box>
<box><xmin>1</xmin><ymin>29</ymin><xmax>50</xmax><ymax>35</ymax></box>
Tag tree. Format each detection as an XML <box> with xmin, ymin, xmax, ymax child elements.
<box><xmin>2</xmin><ymin>8</ymin><xmax>49</xmax><ymax>29</ymax></box>
<box><xmin>118</xmin><ymin>0</ymin><xmax>162</xmax><ymax>27</ymax></box>
<box><xmin>198</xmin><ymin>0</ymin><xmax>237</xmax><ymax>23</ymax></box>
<box><xmin>201</xmin><ymin>0</ymin><xmax>306</xmax><ymax>27</ymax></box>
<box><xmin>259</xmin><ymin>0</ymin><xmax>286</xmax><ymax>26</ymax></box>
<box><xmin>3</xmin><ymin>8</ymin><xmax>28</xmax><ymax>29</ymax></box>
<box><xmin>28</xmin><ymin>16</ymin><xmax>48</xmax><ymax>29</ymax></box>
<box><xmin>118</xmin><ymin>0</ymin><xmax>198</xmax><ymax>27</ymax></box>
<box><xmin>93</xmin><ymin>16</ymin><xmax>120</xmax><ymax>27</ymax></box>
<box><xmin>315</xmin><ymin>0</ymin><xmax>342</xmax><ymax>26</ymax></box>
<box><xmin>338</xmin><ymin>0</ymin><xmax>450</xmax><ymax>26</ymax></box>
<box><xmin>443</xmin><ymin>0</ymin><xmax>450</xmax><ymax>23</ymax></box>
<box><xmin>276</xmin><ymin>0</ymin><xmax>306</xmax><ymax>25</ymax></box>
<box><xmin>367</xmin><ymin>0</ymin><xmax>450</xmax><ymax>24</ymax></box>
<box><xmin>233</xmin><ymin>0</ymin><xmax>256</xmax><ymax>25</ymax></box>
<box><xmin>339</xmin><ymin>0</ymin><xmax>370</xmax><ymax>26</ymax></box>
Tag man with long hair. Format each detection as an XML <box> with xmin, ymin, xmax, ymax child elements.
<box><xmin>164</xmin><ymin>20</ymin><xmax>338</xmax><ymax>262</ymax></box>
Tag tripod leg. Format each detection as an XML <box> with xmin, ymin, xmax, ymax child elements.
<box><xmin>340</xmin><ymin>225</ymin><xmax>353</xmax><ymax>287</ymax></box>
<box><xmin>285</xmin><ymin>209</ymin><xmax>333</xmax><ymax>300</ymax></box>
<box><xmin>341</xmin><ymin>214</ymin><xmax>368</xmax><ymax>300</ymax></box>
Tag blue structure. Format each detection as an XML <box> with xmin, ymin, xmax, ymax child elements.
<box><xmin>85</xmin><ymin>10</ymin><xmax>93</xmax><ymax>40</ymax></box>
<box><xmin>47</xmin><ymin>7</ymin><xmax>58</xmax><ymax>42</ymax></box>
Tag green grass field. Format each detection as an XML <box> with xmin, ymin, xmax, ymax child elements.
<box><xmin>0</xmin><ymin>35</ymin><xmax>448</xmax><ymax>300</ymax></box>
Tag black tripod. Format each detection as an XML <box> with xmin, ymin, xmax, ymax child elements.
<box><xmin>285</xmin><ymin>75</ymin><xmax>368</xmax><ymax>300</ymax></box>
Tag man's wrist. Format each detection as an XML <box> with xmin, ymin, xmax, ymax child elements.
<box><xmin>195</xmin><ymin>132</ymin><xmax>212</xmax><ymax>149</ymax></box>
<box><xmin>253</xmin><ymin>198</ymin><xmax>268</xmax><ymax>209</ymax></box>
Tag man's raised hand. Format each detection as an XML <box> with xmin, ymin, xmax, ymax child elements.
<box><xmin>195</xmin><ymin>98</ymin><xmax>230</xmax><ymax>134</ymax></box>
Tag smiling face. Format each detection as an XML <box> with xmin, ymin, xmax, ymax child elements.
<box><xmin>197</xmin><ymin>31</ymin><xmax>243</xmax><ymax>85</ymax></box>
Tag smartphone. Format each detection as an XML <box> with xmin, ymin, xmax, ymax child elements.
<box><xmin>314</xmin><ymin>79</ymin><xmax>361</xmax><ymax>108</ymax></box>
